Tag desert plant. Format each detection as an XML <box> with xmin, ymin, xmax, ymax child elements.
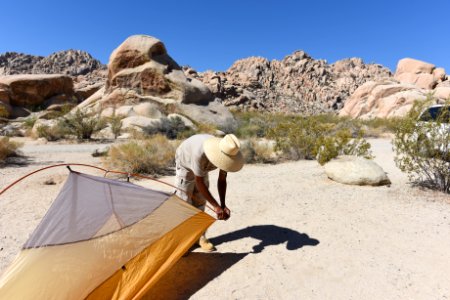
<box><xmin>267</xmin><ymin>116</ymin><xmax>372</xmax><ymax>165</ymax></box>
<box><xmin>23</xmin><ymin>116</ymin><xmax>37</xmax><ymax>129</ymax></box>
<box><xmin>58</xmin><ymin>109</ymin><xmax>107</xmax><ymax>140</ymax></box>
<box><xmin>0</xmin><ymin>137</ymin><xmax>22</xmax><ymax>163</ymax></box>
<box><xmin>35</xmin><ymin>124</ymin><xmax>64</xmax><ymax>141</ymax></box>
<box><xmin>233</xmin><ymin>111</ymin><xmax>288</xmax><ymax>139</ymax></box>
<box><xmin>107</xmin><ymin>115</ymin><xmax>123</xmax><ymax>139</ymax></box>
<box><xmin>393</xmin><ymin>99</ymin><xmax>450</xmax><ymax>193</ymax></box>
<box><xmin>241</xmin><ymin>138</ymin><xmax>278</xmax><ymax>163</ymax></box>
<box><xmin>104</xmin><ymin>134</ymin><xmax>177</xmax><ymax>176</ymax></box>
<box><xmin>316</xmin><ymin>129</ymin><xmax>373</xmax><ymax>165</ymax></box>
<box><xmin>0</xmin><ymin>105</ymin><xmax>9</xmax><ymax>118</ymax></box>
<box><xmin>143</xmin><ymin>117</ymin><xmax>189</xmax><ymax>139</ymax></box>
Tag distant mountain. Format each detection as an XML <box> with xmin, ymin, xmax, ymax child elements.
<box><xmin>0</xmin><ymin>50</ymin><xmax>105</xmax><ymax>76</ymax></box>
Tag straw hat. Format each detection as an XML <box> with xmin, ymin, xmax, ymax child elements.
<box><xmin>203</xmin><ymin>134</ymin><xmax>244</xmax><ymax>172</ymax></box>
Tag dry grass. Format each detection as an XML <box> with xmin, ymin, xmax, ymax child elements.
<box><xmin>241</xmin><ymin>138</ymin><xmax>278</xmax><ymax>164</ymax></box>
<box><xmin>104</xmin><ymin>134</ymin><xmax>178</xmax><ymax>176</ymax></box>
<box><xmin>0</xmin><ymin>105</ymin><xmax>9</xmax><ymax>118</ymax></box>
<box><xmin>0</xmin><ymin>137</ymin><xmax>22</xmax><ymax>163</ymax></box>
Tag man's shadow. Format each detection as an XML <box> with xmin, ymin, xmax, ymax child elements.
<box><xmin>210</xmin><ymin>225</ymin><xmax>320</xmax><ymax>253</ymax></box>
<box><xmin>145</xmin><ymin>225</ymin><xmax>319</xmax><ymax>299</ymax></box>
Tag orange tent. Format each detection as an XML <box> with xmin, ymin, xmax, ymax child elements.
<box><xmin>0</xmin><ymin>170</ymin><xmax>215</xmax><ymax>299</ymax></box>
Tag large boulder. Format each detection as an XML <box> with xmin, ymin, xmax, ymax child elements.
<box><xmin>0</xmin><ymin>74</ymin><xmax>74</xmax><ymax>107</ymax></box>
<box><xmin>77</xmin><ymin>35</ymin><xmax>234</xmax><ymax>129</ymax></box>
<box><xmin>340</xmin><ymin>80</ymin><xmax>428</xmax><ymax>119</ymax></box>
<box><xmin>395</xmin><ymin>58</ymin><xmax>435</xmax><ymax>75</ymax></box>
<box><xmin>106</xmin><ymin>35</ymin><xmax>212</xmax><ymax>105</ymax></box>
<box><xmin>324</xmin><ymin>156</ymin><xmax>391</xmax><ymax>186</ymax></box>
<box><xmin>394</xmin><ymin>58</ymin><xmax>445</xmax><ymax>90</ymax></box>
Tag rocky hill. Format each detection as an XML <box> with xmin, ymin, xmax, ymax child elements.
<box><xmin>0</xmin><ymin>50</ymin><xmax>105</xmax><ymax>76</ymax></box>
<box><xmin>1</xmin><ymin>48</ymin><xmax>393</xmax><ymax>115</ymax></box>
<box><xmin>185</xmin><ymin>51</ymin><xmax>392</xmax><ymax>114</ymax></box>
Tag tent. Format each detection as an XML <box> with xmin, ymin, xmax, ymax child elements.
<box><xmin>0</xmin><ymin>170</ymin><xmax>215</xmax><ymax>299</ymax></box>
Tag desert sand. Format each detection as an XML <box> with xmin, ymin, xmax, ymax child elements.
<box><xmin>1</xmin><ymin>138</ymin><xmax>449</xmax><ymax>299</ymax></box>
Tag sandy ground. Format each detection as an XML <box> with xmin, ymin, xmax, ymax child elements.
<box><xmin>1</xmin><ymin>138</ymin><xmax>449</xmax><ymax>299</ymax></box>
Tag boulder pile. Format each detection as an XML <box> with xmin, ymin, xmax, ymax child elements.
<box><xmin>340</xmin><ymin>58</ymin><xmax>449</xmax><ymax>119</ymax></box>
<box><xmin>188</xmin><ymin>52</ymin><xmax>391</xmax><ymax>114</ymax></box>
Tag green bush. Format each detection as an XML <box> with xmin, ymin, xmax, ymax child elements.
<box><xmin>393</xmin><ymin>100</ymin><xmax>450</xmax><ymax>193</ymax></box>
<box><xmin>104</xmin><ymin>135</ymin><xmax>177</xmax><ymax>176</ymax></box>
<box><xmin>58</xmin><ymin>109</ymin><xmax>107</xmax><ymax>140</ymax></box>
<box><xmin>267</xmin><ymin>116</ymin><xmax>373</xmax><ymax>165</ymax></box>
<box><xmin>0</xmin><ymin>137</ymin><xmax>22</xmax><ymax>163</ymax></box>
<box><xmin>233</xmin><ymin>111</ymin><xmax>288</xmax><ymax>139</ymax></box>
<box><xmin>143</xmin><ymin>117</ymin><xmax>189</xmax><ymax>139</ymax></box>
<box><xmin>23</xmin><ymin>116</ymin><xmax>37</xmax><ymax>129</ymax></box>
<box><xmin>35</xmin><ymin>124</ymin><xmax>64</xmax><ymax>141</ymax></box>
<box><xmin>107</xmin><ymin>115</ymin><xmax>123</xmax><ymax>139</ymax></box>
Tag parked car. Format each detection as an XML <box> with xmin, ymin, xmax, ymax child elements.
<box><xmin>416</xmin><ymin>104</ymin><xmax>450</xmax><ymax>160</ymax></box>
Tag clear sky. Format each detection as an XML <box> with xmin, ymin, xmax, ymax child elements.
<box><xmin>1</xmin><ymin>0</ymin><xmax>449</xmax><ymax>73</ymax></box>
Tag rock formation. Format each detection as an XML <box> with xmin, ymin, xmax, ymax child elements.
<box><xmin>0</xmin><ymin>50</ymin><xmax>107</xmax><ymax>104</ymax></box>
<box><xmin>341</xmin><ymin>58</ymin><xmax>449</xmax><ymax>119</ymax></box>
<box><xmin>394</xmin><ymin>58</ymin><xmax>446</xmax><ymax>90</ymax></box>
<box><xmin>78</xmin><ymin>35</ymin><xmax>235</xmax><ymax>130</ymax></box>
<box><xmin>0</xmin><ymin>50</ymin><xmax>105</xmax><ymax>76</ymax></box>
<box><xmin>0</xmin><ymin>74</ymin><xmax>76</xmax><ymax>118</ymax></box>
<box><xmin>187</xmin><ymin>52</ymin><xmax>391</xmax><ymax>114</ymax></box>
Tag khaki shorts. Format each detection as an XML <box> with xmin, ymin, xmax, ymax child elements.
<box><xmin>174</xmin><ymin>161</ymin><xmax>209</xmax><ymax>211</ymax></box>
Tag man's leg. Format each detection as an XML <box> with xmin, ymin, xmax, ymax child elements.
<box><xmin>174</xmin><ymin>161</ymin><xmax>195</xmax><ymax>204</ymax></box>
<box><xmin>192</xmin><ymin>176</ymin><xmax>216</xmax><ymax>251</ymax></box>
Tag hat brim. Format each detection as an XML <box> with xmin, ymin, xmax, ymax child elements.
<box><xmin>203</xmin><ymin>137</ymin><xmax>244</xmax><ymax>172</ymax></box>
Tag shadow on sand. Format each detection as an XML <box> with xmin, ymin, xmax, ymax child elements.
<box><xmin>211</xmin><ymin>225</ymin><xmax>320</xmax><ymax>253</ymax></box>
<box><xmin>143</xmin><ymin>252</ymin><xmax>248</xmax><ymax>300</ymax></box>
<box><xmin>144</xmin><ymin>225</ymin><xmax>319</xmax><ymax>299</ymax></box>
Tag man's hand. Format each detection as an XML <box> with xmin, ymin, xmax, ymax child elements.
<box><xmin>214</xmin><ymin>206</ymin><xmax>231</xmax><ymax>220</ymax></box>
<box><xmin>222</xmin><ymin>206</ymin><xmax>231</xmax><ymax>220</ymax></box>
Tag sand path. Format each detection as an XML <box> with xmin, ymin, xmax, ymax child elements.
<box><xmin>1</xmin><ymin>138</ymin><xmax>449</xmax><ymax>299</ymax></box>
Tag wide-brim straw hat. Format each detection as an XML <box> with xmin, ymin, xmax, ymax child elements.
<box><xmin>203</xmin><ymin>134</ymin><xmax>244</xmax><ymax>172</ymax></box>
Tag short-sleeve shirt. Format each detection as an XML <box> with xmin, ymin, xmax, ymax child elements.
<box><xmin>175</xmin><ymin>134</ymin><xmax>218</xmax><ymax>177</ymax></box>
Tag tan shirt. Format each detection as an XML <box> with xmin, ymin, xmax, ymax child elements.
<box><xmin>175</xmin><ymin>134</ymin><xmax>217</xmax><ymax>177</ymax></box>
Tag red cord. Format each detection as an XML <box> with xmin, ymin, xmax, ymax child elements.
<box><xmin>0</xmin><ymin>163</ymin><xmax>215</xmax><ymax>214</ymax></box>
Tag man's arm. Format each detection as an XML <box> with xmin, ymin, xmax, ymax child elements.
<box><xmin>218</xmin><ymin>170</ymin><xmax>230</xmax><ymax>220</ymax></box>
<box><xmin>195</xmin><ymin>176</ymin><xmax>226</xmax><ymax>220</ymax></box>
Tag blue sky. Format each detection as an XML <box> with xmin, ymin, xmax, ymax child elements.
<box><xmin>1</xmin><ymin>0</ymin><xmax>449</xmax><ymax>73</ymax></box>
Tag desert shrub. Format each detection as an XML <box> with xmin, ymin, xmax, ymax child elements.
<box><xmin>316</xmin><ymin>129</ymin><xmax>373</xmax><ymax>165</ymax></box>
<box><xmin>0</xmin><ymin>105</ymin><xmax>9</xmax><ymax>118</ymax></box>
<box><xmin>143</xmin><ymin>117</ymin><xmax>190</xmax><ymax>139</ymax></box>
<box><xmin>195</xmin><ymin>122</ymin><xmax>218</xmax><ymax>135</ymax></box>
<box><xmin>0</xmin><ymin>137</ymin><xmax>22</xmax><ymax>163</ymax></box>
<box><xmin>35</xmin><ymin>124</ymin><xmax>64</xmax><ymax>141</ymax></box>
<box><xmin>104</xmin><ymin>134</ymin><xmax>176</xmax><ymax>176</ymax></box>
<box><xmin>107</xmin><ymin>115</ymin><xmax>123</xmax><ymax>139</ymax></box>
<box><xmin>241</xmin><ymin>139</ymin><xmax>278</xmax><ymax>163</ymax></box>
<box><xmin>393</xmin><ymin>100</ymin><xmax>450</xmax><ymax>193</ymax></box>
<box><xmin>23</xmin><ymin>116</ymin><xmax>37</xmax><ymax>129</ymax></box>
<box><xmin>58</xmin><ymin>109</ymin><xmax>107</xmax><ymax>140</ymax></box>
<box><xmin>267</xmin><ymin>116</ymin><xmax>372</xmax><ymax>165</ymax></box>
<box><xmin>233</xmin><ymin>111</ymin><xmax>289</xmax><ymax>139</ymax></box>
<box><xmin>216</xmin><ymin>117</ymin><xmax>238</xmax><ymax>134</ymax></box>
<box><xmin>359</xmin><ymin>117</ymin><xmax>403</xmax><ymax>137</ymax></box>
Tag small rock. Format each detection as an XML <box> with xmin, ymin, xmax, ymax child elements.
<box><xmin>43</xmin><ymin>178</ymin><xmax>56</xmax><ymax>185</ymax></box>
